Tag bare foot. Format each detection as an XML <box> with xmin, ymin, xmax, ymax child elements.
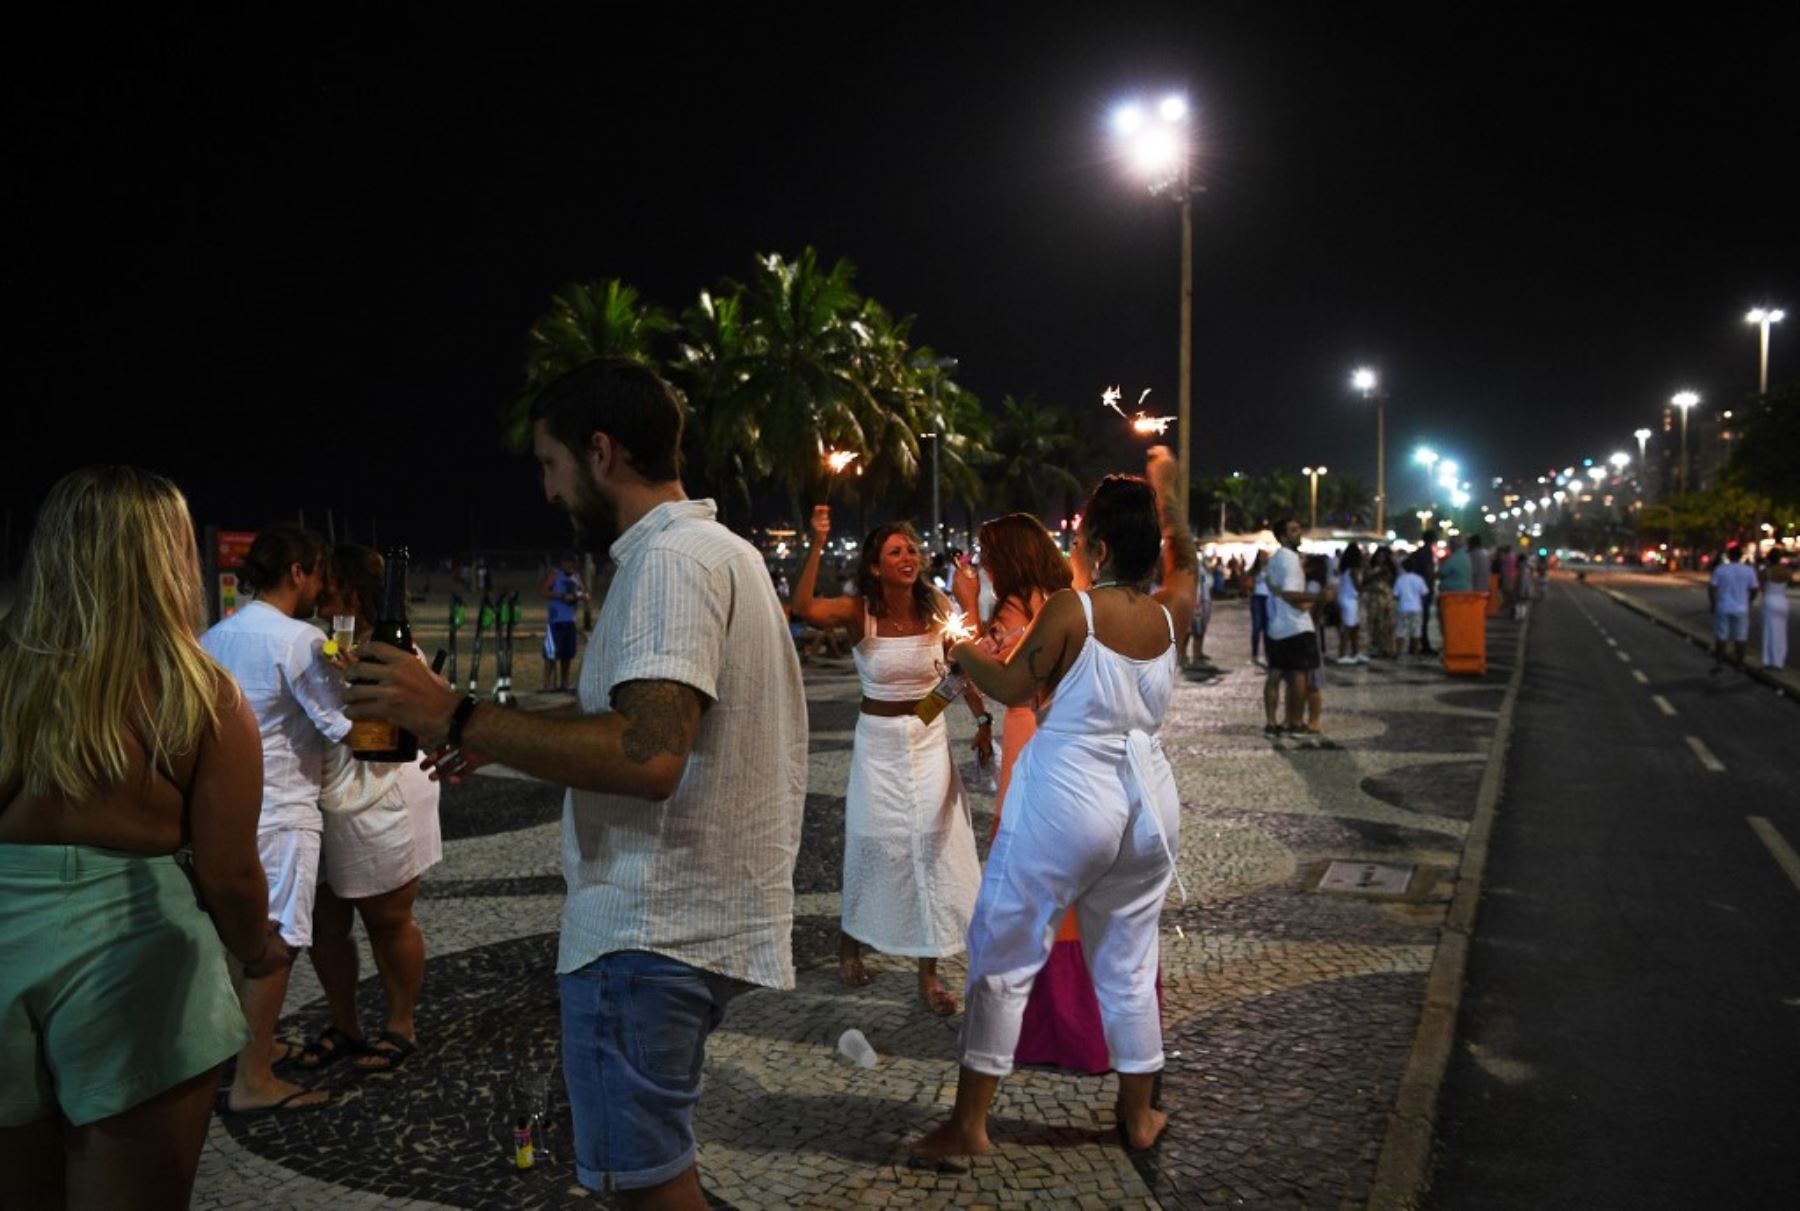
<box><xmin>838</xmin><ymin>954</ymin><xmax>873</xmax><ymax>987</ymax></box>
<box><xmin>909</xmin><ymin>1117</ymin><xmax>991</xmax><ymax>1160</ymax></box>
<box><xmin>918</xmin><ymin>979</ymin><xmax>957</xmax><ymax>1016</ymax></box>
<box><xmin>1117</xmin><ymin>1105</ymin><xmax>1169</xmax><ymax>1150</ymax></box>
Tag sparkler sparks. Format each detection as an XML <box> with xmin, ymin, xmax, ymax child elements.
<box><xmin>1130</xmin><ymin>414</ymin><xmax>1177</xmax><ymax>435</ymax></box>
<box><xmin>938</xmin><ymin>608</ymin><xmax>976</xmax><ymax>645</ymax></box>
<box><xmin>824</xmin><ymin>450</ymin><xmax>859</xmax><ymax>474</ymax></box>
<box><xmin>1100</xmin><ymin>385</ymin><xmax>1127</xmax><ymax>420</ymax></box>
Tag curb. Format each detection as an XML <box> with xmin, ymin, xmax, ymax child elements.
<box><xmin>1366</xmin><ymin>605</ymin><xmax>1534</xmax><ymax>1209</ymax></box>
<box><xmin>1581</xmin><ymin>580</ymin><xmax>1800</xmax><ymax>705</ymax></box>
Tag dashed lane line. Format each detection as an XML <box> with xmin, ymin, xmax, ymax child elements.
<box><xmin>1652</xmin><ymin>695</ymin><xmax>1677</xmax><ymax>716</ymax></box>
<box><xmin>1748</xmin><ymin>817</ymin><xmax>1800</xmax><ymax>895</ymax></box>
<box><xmin>1617</xmin><ymin>651</ymin><xmax>1632</xmax><ymax>664</ymax></box>
<box><xmin>1632</xmin><ymin>670</ymin><xmax>1650</xmax><ymax>685</ymax></box>
<box><xmin>1685</xmin><ymin>735</ymin><xmax>1727</xmax><ymax>773</ymax></box>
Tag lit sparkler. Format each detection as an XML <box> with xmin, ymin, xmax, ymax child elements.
<box><xmin>823</xmin><ymin>448</ymin><xmax>860</xmax><ymax>502</ymax></box>
<box><xmin>1131</xmin><ymin>413</ymin><xmax>1177</xmax><ymax>436</ymax></box>
<box><xmin>1100</xmin><ymin>385</ymin><xmax>1127</xmax><ymax>420</ymax></box>
<box><xmin>938</xmin><ymin>607</ymin><xmax>976</xmax><ymax>645</ymax></box>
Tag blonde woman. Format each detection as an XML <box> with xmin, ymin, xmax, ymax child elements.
<box><xmin>0</xmin><ymin>467</ymin><xmax>287</xmax><ymax>1207</ymax></box>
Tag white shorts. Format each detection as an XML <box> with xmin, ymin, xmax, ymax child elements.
<box><xmin>321</xmin><ymin>764</ymin><xmax>443</xmax><ymax>900</ymax></box>
<box><xmin>1397</xmin><ymin>612</ymin><xmax>1424</xmax><ymax>639</ymax></box>
<box><xmin>1339</xmin><ymin>599</ymin><xmax>1360</xmax><ymax>628</ymax></box>
<box><xmin>258</xmin><ymin>827</ymin><xmax>323</xmax><ymax>948</ymax></box>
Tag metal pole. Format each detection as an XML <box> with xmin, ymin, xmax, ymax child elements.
<box><xmin>1375</xmin><ymin>394</ymin><xmax>1387</xmax><ymax>536</ymax></box>
<box><xmin>1679</xmin><ymin>408</ymin><xmax>1690</xmax><ymax>495</ymax></box>
<box><xmin>930</xmin><ymin>376</ymin><xmax>942</xmax><ymax>554</ymax></box>
<box><xmin>1177</xmin><ymin>186</ymin><xmax>1194</xmax><ymax>525</ymax></box>
<box><xmin>1759</xmin><ymin>320</ymin><xmax>1771</xmax><ymax>395</ymax></box>
<box><xmin>1309</xmin><ymin>473</ymin><xmax>1319</xmax><ymax>531</ymax></box>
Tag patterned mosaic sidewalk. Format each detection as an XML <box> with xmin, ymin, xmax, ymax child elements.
<box><xmin>193</xmin><ymin>603</ymin><xmax>1516</xmax><ymax>1210</ymax></box>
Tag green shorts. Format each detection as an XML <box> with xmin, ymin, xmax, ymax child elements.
<box><xmin>0</xmin><ymin>845</ymin><xmax>251</xmax><ymax>1126</ymax></box>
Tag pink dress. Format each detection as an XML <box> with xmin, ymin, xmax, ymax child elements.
<box><xmin>987</xmin><ymin>597</ymin><xmax>1113</xmax><ymax>1074</ymax></box>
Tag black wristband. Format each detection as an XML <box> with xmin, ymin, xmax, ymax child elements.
<box><xmin>447</xmin><ymin>694</ymin><xmax>479</xmax><ymax>748</ymax></box>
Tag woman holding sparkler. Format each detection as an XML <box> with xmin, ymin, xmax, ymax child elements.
<box><xmin>953</xmin><ymin>514</ymin><xmax>1120</xmax><ymax>1074</ymax></box>
<box><xmin>912</xmin><ymin>447</ymin><xmax>1197</xmax><ymax>1160</ymax></box>
<box><xmin>792</xmin><ymin>507</ymin><xmax>991</xmax><ymax>1016</ymax></box>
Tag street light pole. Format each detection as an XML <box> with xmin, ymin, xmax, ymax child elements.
<box><xmin>1746</xmin><ymin>308</ymin><xmax>1785</xmax><ymax>395</ymax></box>
<box><xmin>912</xmin><ymin>355</ymin><xmax>958</xmax><ymax>552</ymax></box>
<box><xmin>1302</xmin><ymin>466</ymin><xmax>1327</xmax><ymax>531</ymax></box>
<box><xmin>1672</xmin><ymin>391</ymin><xmax>1699</xmax><ymax>496</ymax></box>
<box><xmin>1178</xmin><ymin>175</ymin><xmax>1193</xmax><ymax>523</ymax></box>
<box><xmin>1352</xmin><ymin>368</ymin><xmax>1384</xmax><ymax>535</ymax></box>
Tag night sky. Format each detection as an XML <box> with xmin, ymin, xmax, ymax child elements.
<box><xmin>8</xmin><ymin>6</ymin><xmax>1798</xmax><ymax>554</ymax></box>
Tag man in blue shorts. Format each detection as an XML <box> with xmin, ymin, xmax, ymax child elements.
<box><xmin>541</xmin><ymin>550</ymin><xmax>586</xmax><ymax>691</ymax></box>
<box><xmin>348</xmin><ymin>360</ymin><xmax>807</xmax><ymax>1208</ymax></box>
<box><xmin>1709</xmin><ymin>544</ymin><xmax>1760</xmax><ymax>672</ymax></box>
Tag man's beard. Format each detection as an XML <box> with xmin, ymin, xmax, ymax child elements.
<box><xmin>567</xmin><ymin>470</ymin><xmax>621</xmax><ymax>554</ymax></box>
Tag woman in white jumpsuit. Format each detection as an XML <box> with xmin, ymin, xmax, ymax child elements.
<box><xmin>1761</xmin><ymin>553</ymin><xmax>1791</xmax><ymax>669</ymax></box>
<box><xmin>913</xmin><ymin>448</ymin><xmax>1198</xmax><ymax>1159</ymax></box>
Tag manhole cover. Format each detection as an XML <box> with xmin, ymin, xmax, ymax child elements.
<box><xmin>1317</xmin><ymin>860</ymin><xmax>1415</xmax><ymax>895</ymax></box>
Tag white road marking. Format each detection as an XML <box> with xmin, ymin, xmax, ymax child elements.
<box><xmin>1632</xmin><ymin>670</ymin><xmax>1650</xmax><ymax>685</ymax></box>
<box><xmin>1748</xmin><ymin>817</ymin><xmax>1800</xmax><ymax>895</ymax></box>
<box><xmin>1616</xmin><ymin>651</ymin><xmax>1632</xmax><ymax>664</ymax></box>
<box><xmin>1652</xmin><ymin>695</ymin><xmax>1677</xmax><ymax>716</ymax></box>
<box><xmin>1606</xmin><ymin>637</ymin><xmax>1618</xmax><ymax>647</ymax></box>
<box><xmin>1685</xmin><ymin>735</ymin><xmax>1726</xmax><ymax>773</ymax></box>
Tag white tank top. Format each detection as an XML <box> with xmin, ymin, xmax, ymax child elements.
<box><xmin>851</xmin><ymin>601</ymin><xmax>945</xmax><ymax>701</ymax></box>
<box><xmin>1038</xmin><ymin>591</ymin><xmax>1176</xmax><ymax>737</ymax></box>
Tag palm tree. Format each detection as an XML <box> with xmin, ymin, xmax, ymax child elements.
<box><xmin>717</xmin><ymin>249</ymin><xmax>875</xmax><ymax>518</ymax></box>
<box><xmin>671</xmin><ymin>289</ymin><xmax>755</xmax><ymax>520</ymax></box>
<box><xmin>985</xmin><ymin>395</ymin><xmax>1084</xmax><ymax>516</ymax></box>
<box><xmin>503</xmin><ymin>278</ymin><xmax>673</xmax><ymax>448</ymax></box>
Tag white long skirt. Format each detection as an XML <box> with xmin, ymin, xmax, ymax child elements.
<box><xmin>841</xmin><ymin>712</ymin><xmax>980</xmax><ymax>958</ymax></box>
<box><xmin>1763</xmin><ymin>593</ymin><xmax>1789</xmax><ymax>669</ymax></box>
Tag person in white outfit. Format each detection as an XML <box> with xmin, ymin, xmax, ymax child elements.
<box><xmin>1760</xmin><ymin>552</ymin><xmax>1791</xmax><ymax>669</ymax></box>
<box><xmin>912</xmin><ymin>446</ymin><xmax>1198</xmax><ymax>1160</ymax></box>
<box><xmin>791</xmin><ymin>510</ymin><xmax>992</xmax><ymax>1016</ymax></box>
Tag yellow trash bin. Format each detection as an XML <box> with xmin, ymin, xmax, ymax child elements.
<box><xmin>1439</xmin><ymin>591</ymin><xmax>1488</xmax><ymax>675</ymax></box>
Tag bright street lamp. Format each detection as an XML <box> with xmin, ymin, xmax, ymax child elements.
<box><xmin>1671</xmin><ymin>391</ymin><xmax>1699</xmax><ymax>494</ymax></box>
<box><xmin>1302</xmin><ymin>465</ymin><xmax>1328</xmax><ymax>531</ymax></box>
<box><xmin>1746</xmin><ymin>308</ymin><xmax>1785</xmax><ymax>394</ymax></box>
<box><xmin>1609</xmin><ymin>451</ymin><xmax>1630</xmax><ymax>472</ymax></box>
<box><xmin>1113</xmin><ymin>92</ymin><xmax>1195</xmax><ymax>521</ymax></box>
<box><xmin>1351</xmin><ymin>368</ymin><xmax>1386</xmax><ymax>535</ymax></box>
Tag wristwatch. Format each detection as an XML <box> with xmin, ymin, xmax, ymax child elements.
<box><xmin>973</xmin><ymin>713</ymin><xmax>993</xmax><ymax>727</ymax></box>
<box><xmin>447</xmin><ymin>694</ymin><xmax>480</xmax><ymax>747</ymax></box>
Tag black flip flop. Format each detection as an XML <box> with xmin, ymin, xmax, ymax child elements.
<box><xmin>356</xmin><ymin>1030</ymin><xmax>417</xmax><ymax>1073</ymax></box>
<box><xmin>216</xmin><ymin>1088</ymin><xmax>331</xmax><ymax>1119</ymax></box>
<box><xmin>295</xmin><ymin>1025</ymin><xmax>365</xmax><ymax>1070</ymax></box>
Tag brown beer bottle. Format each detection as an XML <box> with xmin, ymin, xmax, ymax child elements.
<box><xmin>348</xmin><ymin>546</ymin><xmax>419</xmax><ymax>762</ymax></box>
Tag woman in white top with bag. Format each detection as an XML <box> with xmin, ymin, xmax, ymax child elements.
<box><xmin>298</xmin><ymin>545</ymin><xmax>442</xmax><ymax>1074</ymax></box>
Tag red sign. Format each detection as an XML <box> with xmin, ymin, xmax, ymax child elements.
<box><xmin>216</xmin><ymin>530</ymin><xmax>256</xmax><ymax>569</ymax></box>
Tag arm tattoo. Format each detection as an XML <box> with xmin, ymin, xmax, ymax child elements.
<box><xmin>613</xmin><ymin>681</ymin><xmax>701</xmax><ymax>765</ymax></box>
<box><xmin>1024</xmin><ymin>641</ymin><xmax>1049</xmax><ymax>683</ymax></box>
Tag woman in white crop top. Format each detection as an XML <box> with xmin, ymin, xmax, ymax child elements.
<box><xmin>792</xmin><ymin>506</ymin><xmax>992</xmax><ymax>1017</ymax></box>
<box><xmin>913</xmin><ymin>446</ymin><xmax>1198</xmax><ymax>1160</ymax></box>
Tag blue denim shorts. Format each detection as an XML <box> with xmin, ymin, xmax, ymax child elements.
<box><xmin>559</xmin><ymin>950</ymin><xmax>746</xmax><ymax>1193</ymax></box>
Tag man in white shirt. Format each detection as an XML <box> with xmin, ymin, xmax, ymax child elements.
<box><xmin>1263</xmin><ymin>518</ymin><xmax>1320</xmax><ymax>736</ymax></box>
<box><xmin>201</xmin><ymin>525</ymin><xmax>348</xmax><ymax>1115</ymax></box>
<box><xmin>348</xmin><ymin>359</ymin><xmax>807</xmax><ymax>1211</ymax></box>
<box><xmin>1709</xmin><ymin>544</ymin><xmax>1761</xmax><ymax>671</ymax></box>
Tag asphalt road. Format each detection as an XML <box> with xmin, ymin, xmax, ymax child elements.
<box><xmin>1589</xmin><ymin>569</ymin><xmax>1796</xmax><ymax>663</ymax></box>
<box><xmin>1427</xmin><ymin>579</ymin><xmax>1800</xmax><ymax>1208</ymax></box>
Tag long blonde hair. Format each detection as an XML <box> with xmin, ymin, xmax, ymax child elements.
<box><xmin>0</xmin><ymin>466</ymin><xmax>228</xmax><ymax>802</ymax></box>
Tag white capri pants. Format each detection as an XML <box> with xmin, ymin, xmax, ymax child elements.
<box><xmin>961</xmin><ymin>729</ymin><xmax>1180</xmax><ymax>1078</ymax></box>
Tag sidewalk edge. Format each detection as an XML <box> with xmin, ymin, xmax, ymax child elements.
<box><xmin>1365</xmin><ymin>608</ymin><xmax>1533</xmax><ymax>1210</ymax></box>
<box><xmin>1583</xmin><ymin>579</ymin><xmax>1800</xmax><ymax>704</ymax></box>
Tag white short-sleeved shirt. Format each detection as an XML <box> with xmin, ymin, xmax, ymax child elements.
<box><xmin>201</xmin><ymin>600</ymin><xmax>351</xmax><ymax>834</ymax></box>
<box><xmin>1266</xmin><ymin>547</ymin><xmax>1313</xmax><ymax>640</ymax></box>
<box><xmin>560</xmin><ymin>499</ymin><xmax>809</xmax><ymax>990</ymax></box>
<box><xmin>1394</xmin><ymin>571</ymin><xmax>1429</xmax><ymax>613</ymax></box>
<box><xmin>1711</xmin><ymin>562</ymin><xmax>1759</xmax><ymax>615</ymax></box>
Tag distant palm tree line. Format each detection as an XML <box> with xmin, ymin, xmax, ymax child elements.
<box><xmin>505</xmin><ymin>248</ymin><xmax>1374</xmax><ymax>537</ymax></box>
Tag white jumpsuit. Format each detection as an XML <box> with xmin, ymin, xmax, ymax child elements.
<box><xmin>961</xmin><ymin>591</ymin><xmax>1181</xmax><ymax>1077</ymax></box>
